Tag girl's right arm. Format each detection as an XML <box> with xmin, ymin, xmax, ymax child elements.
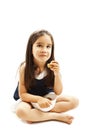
<box><xmin>18</xmin><ymin>63</ymin><xmax>42</xmax><ymax>103</ymax></box>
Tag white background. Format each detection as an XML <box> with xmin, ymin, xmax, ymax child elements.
<box><xmin>0</xmin><ymin>0</ymin><xmax>87</xmax><ymax>129</ymax></box>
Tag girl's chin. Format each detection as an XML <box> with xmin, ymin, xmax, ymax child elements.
<box><xmin>38</xmin><ymin>58</ymin><xmax>48</xmax><ymax>62</ymax></box>
<box><xmin>38</xmin><ymin>61</ymin><xmax>46</xmax><ymax>64</ymax></box>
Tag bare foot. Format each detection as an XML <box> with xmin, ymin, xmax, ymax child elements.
<box><xmin>55</xmin><ymin>113</ymin><xmax>74</xmax><ymax>124</ymax></box>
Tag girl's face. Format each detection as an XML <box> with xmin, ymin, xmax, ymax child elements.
<box><xmin>32</xmin><ymin>34</ymin><xmax>52</xmax><ymax>65</ymax></box>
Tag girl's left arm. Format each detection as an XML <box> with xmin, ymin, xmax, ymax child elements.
<box><xmin>48</xmin><ymin>60</ymin><xmax>63</xmax><ymax>95</ymax></box>
<box><xmin>54</xmin><ymin>72</ymin><xmax>63</xmax><ymax>95</ymax></box>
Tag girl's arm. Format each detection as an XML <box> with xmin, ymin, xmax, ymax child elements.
<box><xmin>53</xmin><ymin>72</ymin><xmax>63</xmax><ymax>95</ymax></box>
<box><xmin>48</xmin><ymin>60</ymin><xmax>63</xmax><ymax>95</ymax></box>
<box><xmin>18</xmin><ymin>63</ymin><xmax>43</xmax><ymax>103</ymax></box>
<box><xmin>18</xmin><ymin>63</ymin><xmax>51</xmax><ymax>108</ymax></box>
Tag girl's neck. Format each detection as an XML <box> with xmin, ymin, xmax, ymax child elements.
<box><xmin>35</xmin><ymin>67</ymin><xmax>47</xmax><ymax>79</ymax></box>
<box><xmin>34</xmin><ymin>62</ymin><xmax>46</xmax><ymax>73</ymax></box>
<box><xmin>35</xmin><ymin>66</ymin><xmax>46</xmax><ymax>75</ymax></box>
<box><xmin>36</xmin><ymin>67</ymin><xmax>45</xmax><ymax>74</ymax></box>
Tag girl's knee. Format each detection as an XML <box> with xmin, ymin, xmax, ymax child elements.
<box><xmin>71</xmin><ymin>97</ymin><xmax>79</xmax><ymax>108</ymax></box>
<box><xmin>16</xmin><ymin>107</ymin><xmax>25</xmax><ymax>118</ymax></box>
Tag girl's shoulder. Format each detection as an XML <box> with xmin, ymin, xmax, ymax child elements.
<box><xmin>16</xmin><ymin>62</ymin><xmax>26</xmax><ymax>81</ymax></box>
<box><xmin>19</xmin><ymin>61</ymin><xmax>26</xmax><ymax>73</ymax></box>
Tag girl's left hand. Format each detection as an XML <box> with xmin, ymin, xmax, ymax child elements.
<box><xmin>47</xmin><ymin>60</ymin><xmax>60</xmax><ymax>75</ymax></box>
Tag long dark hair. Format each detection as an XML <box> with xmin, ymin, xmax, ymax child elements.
<box><xmin>24</xmin><ymin>29</ymin><xmax>55</xmax><ymax>91</ymax></box>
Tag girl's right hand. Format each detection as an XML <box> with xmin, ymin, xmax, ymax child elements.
<box><xmin>37</xmin><ymin>97</ymin><xmax>52</xmax><ymax>108</ymax></box>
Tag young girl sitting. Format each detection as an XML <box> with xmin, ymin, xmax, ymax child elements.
<box><xmin>13</xmin><ymin>29</ymin><xmax>79</xmax><ymax>124</ymax></box>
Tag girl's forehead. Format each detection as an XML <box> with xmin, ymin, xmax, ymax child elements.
<box><xmin>34</xmin><ymin>34</ymin><xmax>52</xmax><ymax>44</ymax></box>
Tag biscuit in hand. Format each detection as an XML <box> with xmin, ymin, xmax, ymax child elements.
<box><xmin>47</xmin><ymin>63</ymin><xmax>51</xmax><ymax>68</ymax></box>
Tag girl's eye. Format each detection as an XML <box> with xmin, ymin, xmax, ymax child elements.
<box><xmin>47</xmin><ymin>45</ymin><xmax>51</xmax><ymax>48</ymax></box>
<box><xmin>37</xmin><ymin>44</ymin><xmax>42</xmax><ymax>47</ymax></box>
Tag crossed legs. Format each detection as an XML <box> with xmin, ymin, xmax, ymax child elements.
<box><xmin>15</xmin><ymin>95</ymin><xmax>79</xmax><ymax>124</ymax></box>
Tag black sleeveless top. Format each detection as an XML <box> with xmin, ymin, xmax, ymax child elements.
<box><xmin>13</xmin><ymin>78</ymin><xmax>54</xmax><ymax>101</ymax></box>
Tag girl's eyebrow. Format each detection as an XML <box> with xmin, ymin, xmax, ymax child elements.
<box><xmin>36</xmin><ymin>42</ymin><xmax>52</xmax><ymax>45</ymax></box>
<box><xmin>47</xmin><ymin>43</ymin><xmax>52</xmax><ymax>45</ymax></box>
<box><xmin>36</xmin><ymin>42</ymin><xmax>43</xmax><ymax>44</ymax></box>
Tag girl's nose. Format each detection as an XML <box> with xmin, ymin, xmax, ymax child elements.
<box><xmin>41</xmin><ymin>47</ymin><xmax>47</xmax><ymax>52</ymax></box>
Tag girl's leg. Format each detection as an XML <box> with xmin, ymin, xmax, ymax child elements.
<box><xmin>51</xmin><ymin>95</ymin><xmax>79</xmax><ymax>113</ymax></box>
<box><xmin>16</xmin><ymin>101</ymin><xmax>74</xmax><ymax>124</ymax></box>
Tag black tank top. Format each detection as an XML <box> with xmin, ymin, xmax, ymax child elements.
<box><xmin>28</xmin><ymin>78</ymin><xmax>53</xmax><ymax>96</ymax></box>
<box><xmin>13</xmin><ymin>78</ymin><xmax>53</xmax><ymax>101</ymax></box>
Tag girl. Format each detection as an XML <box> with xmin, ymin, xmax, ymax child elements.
<box><xmin>13</xmin><ymin>29</ymin><xmax>79</xmax><ymax>124</ymax></box>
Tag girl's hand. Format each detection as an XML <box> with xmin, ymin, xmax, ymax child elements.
<box><xmin>47</xmin><ymin>60</ymin><xmax>60</xmax><ymax>76</ymax></box>
<box><xmin>37</xmin><ymin>97</ymin><xmax>52</xmax><ymax>108</ymax></box>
